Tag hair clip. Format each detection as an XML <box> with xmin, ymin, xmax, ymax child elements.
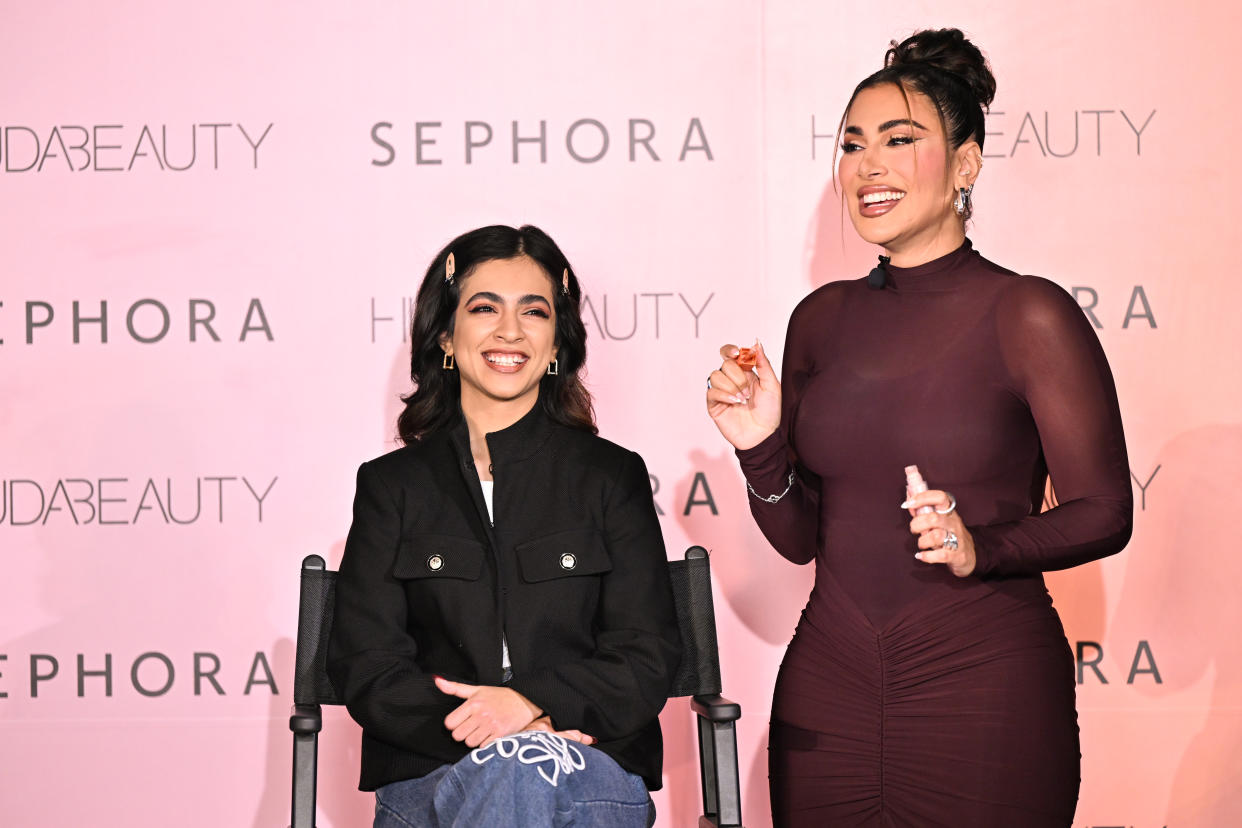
<box><xmin>445</xmin><ymin>252</ymin><xmax>456</xmax><ymax>285</ymax></box>
<box><xmin>561</xmin><ymin>268</ymin><xmax>570</xmax><ymax>297</ymax></box>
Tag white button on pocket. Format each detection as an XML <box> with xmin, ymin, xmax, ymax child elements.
<box><xmin>427</xmin><ymin>555</ymin><xmax>444</xmax><ymax>571</ymax></box>
<box><xmin>559</xmin><ymin>553</ymin><xmax>577</xmax><ymax>570</ymax></box>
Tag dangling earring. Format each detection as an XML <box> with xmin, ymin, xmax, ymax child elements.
<box><xmin>953</xmin><ymin>186</ymin><xmax>974</xmax><ymax>218</ymax></box>
<box><xmin>442</xmin><ymin>352</ymin><xmax>455</xmax><ymax>370</ymax></box>
<box><xmin>546</xmin><ymin>359</ymin><xmax>559</xmax><ymax>376</ymax></box>
<box><xmin>561</xmin><ymin>268</ymin><xmax>571</xmax><ymax>298</ymax></box>
<box><xmin>444</xmin><ymin>252</ymin><xmax>456</xmax><ymax>286</ymax></box>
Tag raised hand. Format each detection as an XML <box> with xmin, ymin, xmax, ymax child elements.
<box><xmin>435</xmin><ymin>676</ymin><xmax>543</xmax><ymax>748</ymax></box>
<box><xmin>706</xmin><ymin>341</ymin><xmax>782</xmax><ymax>450</ymax></box>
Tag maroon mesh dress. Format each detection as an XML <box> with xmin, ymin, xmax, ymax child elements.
<box><xmin>736</xmin><ymin>240</ymin><xmax>1132</xmax><ymax>827</ymax></box>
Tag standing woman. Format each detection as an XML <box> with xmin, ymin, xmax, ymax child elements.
<box><xmin>706</xmin><ymin>29</ymin><xmax>1132</xmax><ymax>827</ymax></box>
<box><xmin>330</xmin><ymin>224</ymin><xmax>680</xmax><ymax>827</ymax></box>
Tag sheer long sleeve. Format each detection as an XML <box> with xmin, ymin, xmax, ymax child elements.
<box><xmin>969</xmin><ymin>277</ymin><xmax>1133</xmax><ymax>576</ymax></box>
<box><xmin>734</xmin><ymin>289</ymin><xmax>838</xmax><ymax>565</ymax></box>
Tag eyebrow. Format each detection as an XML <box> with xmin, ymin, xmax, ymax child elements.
<box><xmin>843</xmin><ymin>118</ymin><xmax>929</xmax><ymax>136</ymax></box>
<box><xmin>465</xmin><ymin>291</ymin><xmax>551</xmax><ymax>307</ymax></box>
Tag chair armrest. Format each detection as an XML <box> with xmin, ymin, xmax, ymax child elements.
<box><xmin>691</xmin><ymin>694</ymin><xmax>741</xmax><ymax>723</ymax></box>
<box><xmin>290</xmin><ymin>703</ymin><xmax>323</xmax><ymax>734</ymax></box>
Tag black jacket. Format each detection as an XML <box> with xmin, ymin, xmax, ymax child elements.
<box><xmin>326</xmin><ymin>403</ymin><xmax>681</xmax><ymax>791</ymax></box>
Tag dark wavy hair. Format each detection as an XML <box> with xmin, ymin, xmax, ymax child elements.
<box><xmin>836</xmin><ymin>28</ymin><xmax>996</xmax><ymax>217</ymax></box>
<box><xmin>396</xmin><ymin>224</ymin><xmax>596</xmax><ymax>443</ymax></box>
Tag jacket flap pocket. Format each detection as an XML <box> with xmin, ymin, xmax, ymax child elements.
<box><xmin>393</xmin><ymin>534</ymin><xmax>485</xmax><ymax>581</ymax></box>
<box><xmin>515</xmin><ymin>528</ymin><xmax>612</xmax><ymax>583</ymax></box>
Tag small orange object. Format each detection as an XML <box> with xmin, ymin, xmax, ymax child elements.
<box><xmin>736</xmin><ymin>347</ymin><xmax>757</xmax><ymax>371</ymax></box>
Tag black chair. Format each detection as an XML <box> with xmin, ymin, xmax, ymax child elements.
<box><xmin>290</xmin><ymin>545</ymin><xmax>743</xmax><ymax>828</ymax></box>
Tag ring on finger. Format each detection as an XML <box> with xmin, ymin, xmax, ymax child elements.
<box><xmin>707</xmin><ymin>375</ymin><xmax>713</xmax><ymax>389</ymax></box>
<box><xmin>942</xmin><ymin>528</ymin><xmax>959</xmax><ymax>552</ymax></box>
<box><xmin>935</xmin><ymin>492</ymin><xmax>957</xmax><ymax>515</ymax></box>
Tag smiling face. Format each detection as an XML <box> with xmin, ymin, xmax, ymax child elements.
<box><xmin>838</xmin><ymin>83</ymin><xmax>980</xmax><ymax>264</ymax></box>
<box><xmin>440</xmin><ymin>255</ymin><xmax>558</xmax><ymax>425</ymax></box>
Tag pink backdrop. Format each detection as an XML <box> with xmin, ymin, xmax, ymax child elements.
<box><xmin>3</xmin><ymin>2</ymin><xmax>1238</xmax><ymax>825</ymax></box>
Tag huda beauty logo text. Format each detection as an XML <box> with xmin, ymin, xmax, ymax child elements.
<box><xmin>811</xmin><ymin>108</ymin><xmax>1156</xmax><ymax>160</ymax></box>
<box><xmin>369</xmin><ymin>291</ymin><xmax>714</xmax><ymax>344</ymax></box>
<box><xmin>0</xmin><ymin>476</ymin><xmax>278</xmax><ymax>526</ymax></box>
<box><xmin>0</xmin><ymin>122</ymin><xmax>274</xmax><ymax>172</ymax></box>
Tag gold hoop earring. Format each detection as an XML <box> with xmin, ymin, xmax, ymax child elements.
<box><xmin>546</xmin><ymin>359</ymin><xmax>559</xmax><ymax>376</ymax></box>
<box><xmin>442</xmin><ymin>353</ymin><xmax>455</xmax><ymax>370</ymax></box>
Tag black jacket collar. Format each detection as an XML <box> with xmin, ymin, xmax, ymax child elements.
<box><xmin>440</xmin><ymin>398</ymin><xmax>558</xmax><ymax>471</ymax></box>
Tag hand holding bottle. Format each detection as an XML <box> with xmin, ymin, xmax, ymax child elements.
<box><xmin>902</xmin><ymin>465</ymin><xmax>976</xmax><ymax>578</ymax></box>
<box><xmin>706</xmin><ymin>340</ymin><xmax>782</xmax><ymax>451</ymax></box>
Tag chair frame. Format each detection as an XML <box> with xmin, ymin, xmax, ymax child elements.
<box><xmin>289</xmin><ymin>545</ymin><xmax>742</xmax><ymax>827</ymax></box>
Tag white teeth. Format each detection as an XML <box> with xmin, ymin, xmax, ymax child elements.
<box><xmin>484</xmin><ymin>354</ymin><xmax>527</xmax><ymax>366</ymax></box>
<box><xmin>861</xmin><ymin>191</ymin><xmax>905</xmax><ymax>204</ymax></box>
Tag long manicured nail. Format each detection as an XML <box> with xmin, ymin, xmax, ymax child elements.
<box><xmin>900</xmin><ymin>499</ymin><xmax>915</xmax><ymax>509</ymax></box>
<box><xmin>913</xmin><ymin>552</ymin><xmax>924</xmax><ymax>561</ymax></box>
<box><xmin>730</xmin><ymin>395</ymin><xmax>743</xmax><ymax>404</ymax></box>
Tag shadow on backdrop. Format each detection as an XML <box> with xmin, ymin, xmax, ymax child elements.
<box><xmin>1109</xmin><ymin>424</ymin><xmax>1242</xmax><ymax>824</ymax></box>
<box><xmin>806</xmin><ymin>172</ymin><xmax>875</xmax><ymax>294</ymax></box>
<box><xmin>253</xmin><ymin>636</ymin><xmax>294</xmax><ymax>828</ymax></box>
<box><xmin>673</xmin><ymin>448</ymin><xmax>812</xmax><ymax>647</ymax></box>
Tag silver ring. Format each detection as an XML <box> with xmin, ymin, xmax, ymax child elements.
<box><xmin>935</xmin><ymin>493</ymin><xmax>957</xmax><ymax>515</ymax></box>
<box><xmin>942</xmin><ymin>529</ymin><xmax>959</xmax><ymax>552</ymax></box>
<box><xmin>706</xmin><ymin>376</ymin><xmax>713</xmax><ymax>389</ymax></box>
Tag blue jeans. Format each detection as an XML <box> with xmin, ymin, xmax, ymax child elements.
<box><xmin>374</xmin><ymin>732</ymin><xmax>654</xmax><ymax>827</ymax></box>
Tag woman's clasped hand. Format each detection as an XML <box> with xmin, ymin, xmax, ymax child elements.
<box><xmin>434</xmin><ymin>676</ymin><xmax>596</xmax><ymax>748</ymax></box>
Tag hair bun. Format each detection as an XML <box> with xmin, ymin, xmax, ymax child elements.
<box><xmin>885</xmin><ymin>28</ymin><xmax>995</xmax><ymax>109</ymax></box>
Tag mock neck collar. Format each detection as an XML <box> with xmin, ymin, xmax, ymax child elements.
<box><xmin>882</xmin><ymin>238</ymin><xmax>979</xmax><ymax>293</ymax></box>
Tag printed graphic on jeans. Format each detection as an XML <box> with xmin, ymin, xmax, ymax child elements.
<box><xmin>470</xmin><ymin>732</ymin><xmax>587</xmax><ymax>787</ymax></box>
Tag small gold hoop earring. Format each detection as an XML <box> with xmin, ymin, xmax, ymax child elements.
<box><xmin>546</xmin><ymin>359</ymin><xmax>559</xmax><ymax>376</ymax></box>
<box><xmin>442</xmin><ymin>353</ymin><xmax>455</xmax><ymax>370</ymax></box>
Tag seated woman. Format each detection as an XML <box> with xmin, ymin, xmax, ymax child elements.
<box><xmin>327</xmin><ymin>224</ymin><xmax>681</xmax><ymax>828</ymax></box>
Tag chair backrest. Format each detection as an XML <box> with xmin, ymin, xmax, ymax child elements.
<box><xmin>294</xmin><ymin>555</ymin><xmax>342</xmax><ymax>706</ymax></box>
<box><xmin>293</xmin><ymin>545</ymin><xmax>722</xmax><ymax>705</ymax></box>
<box><xmin>667</xmin><ymin>546</ymin><xmax>723</xmax><ymax>698</ymax></box>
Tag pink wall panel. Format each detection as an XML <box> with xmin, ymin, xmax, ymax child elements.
<box><xmin>2</xmin><ymin>1</ymin><xmax>1236</xmax><ymax>825</ymax></box>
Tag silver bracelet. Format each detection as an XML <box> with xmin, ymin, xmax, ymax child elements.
<box><xmin>746</xmin><ymin>470</ymin><xmax>797</xmax><ymax>503</ymax></box>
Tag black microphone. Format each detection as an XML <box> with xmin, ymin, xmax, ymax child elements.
<box><xmin>866</xmin><ymin>254</ymin><xmax>891</xmax><ymax>289</ymax></box>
